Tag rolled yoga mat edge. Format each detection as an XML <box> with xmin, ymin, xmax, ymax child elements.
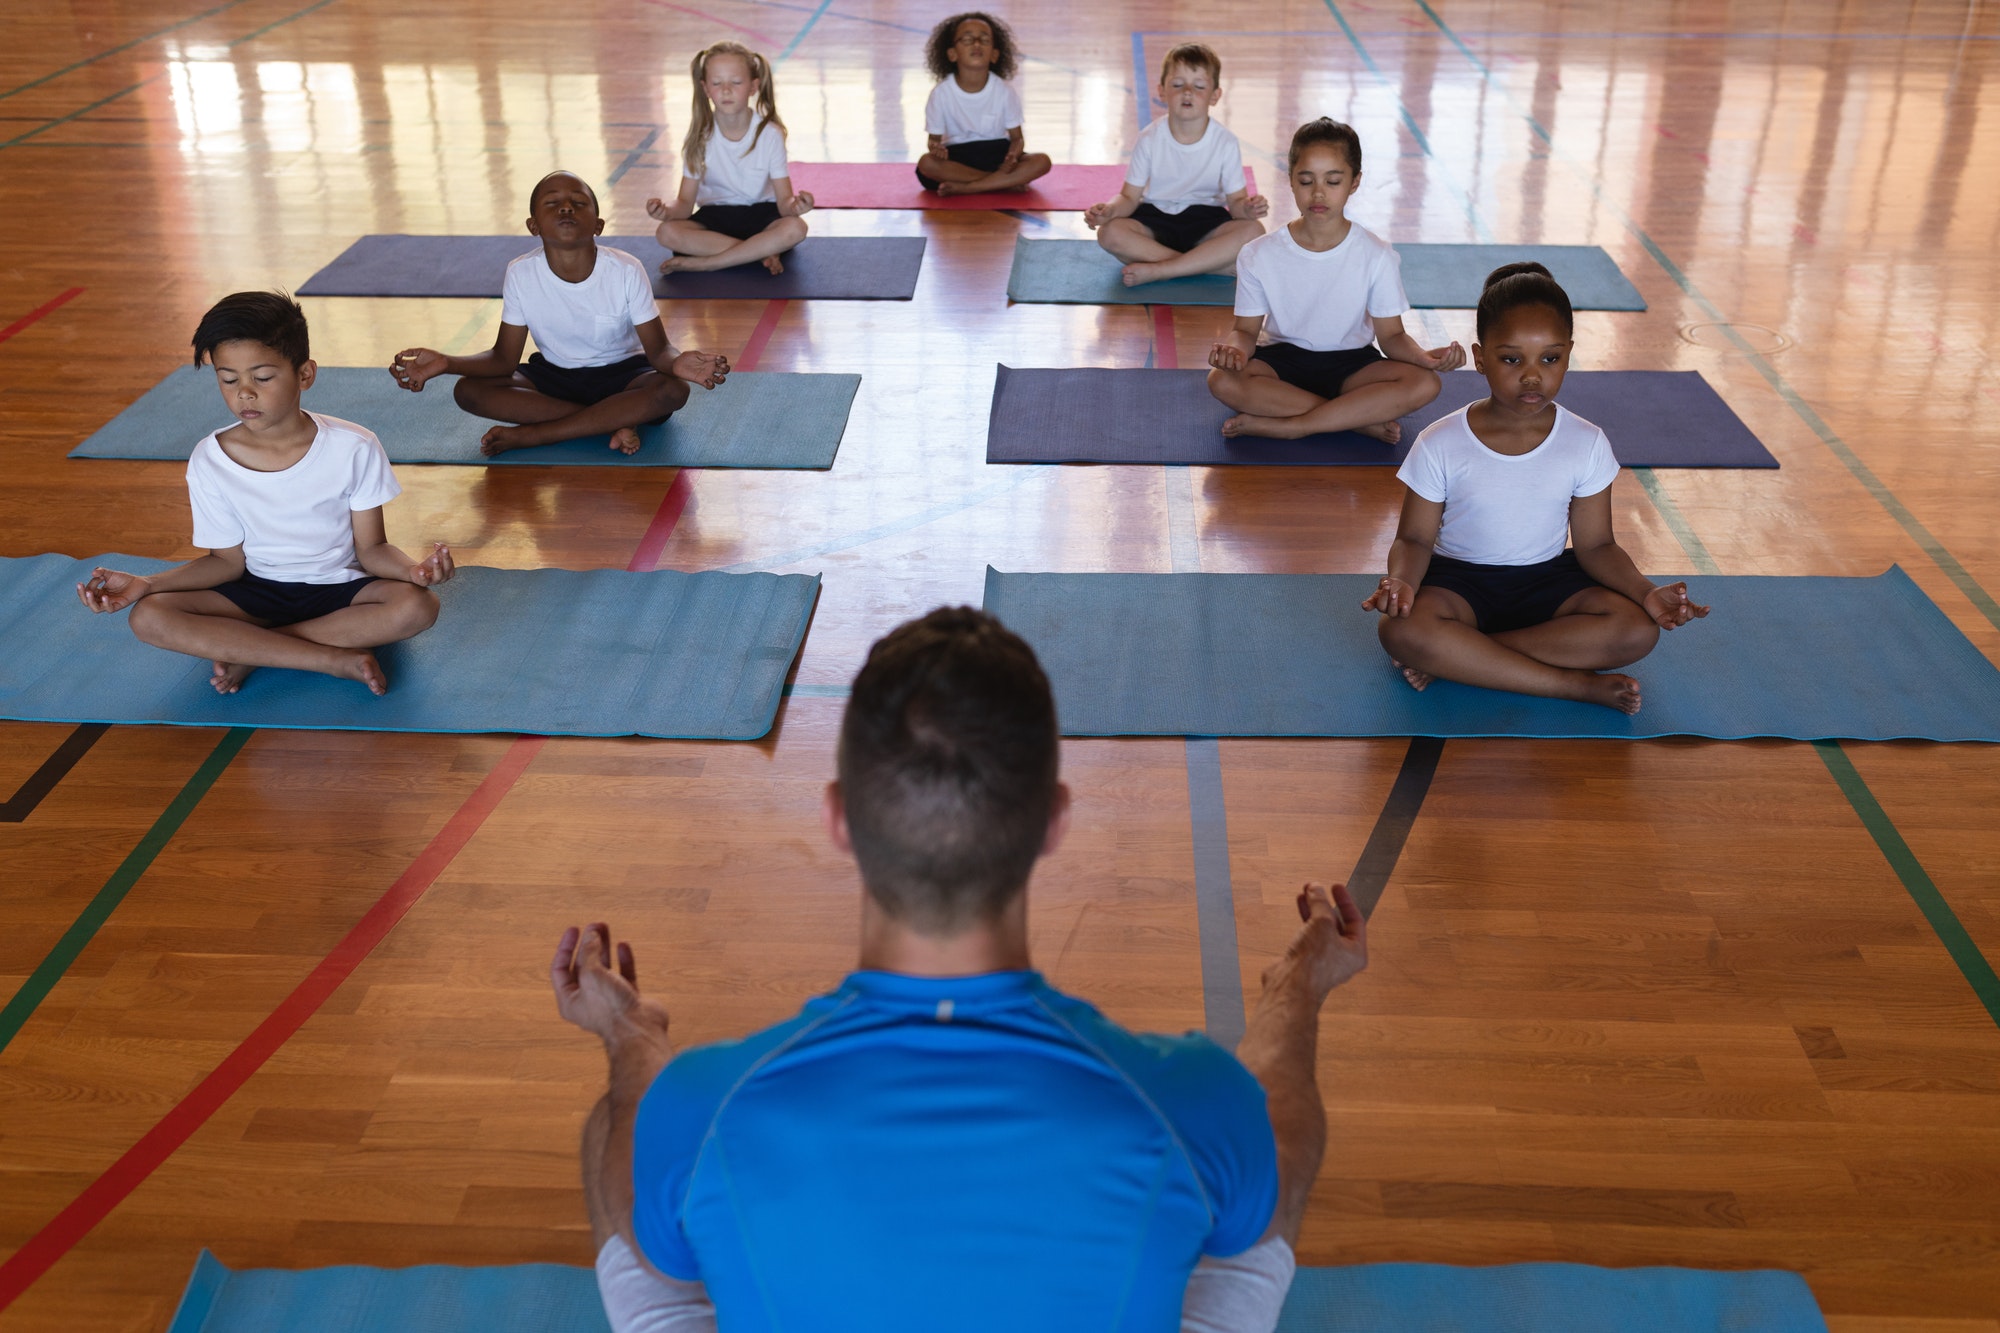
<box><xmin>984</xmin><ymin>366</ymin><xmax>1777</xmax><ymax>469</ymax></box>
<box><xmin>0</xmin><ymin>555</ymin><xmax>820</xmax><ymax>740</ymax></box>
<box><xmin>981</xmin><ymin>565</ymin><xmax>2000</xmax><ymax>743</ymax></box>
<box><xmin>167</xmin><ymin>1251</ymin><xmax>1823</xmax><ymax>1333</ymax></box>
<box><xmin>297</xmin><ymin>234</ymin><xmax>925</xmax><ymax>300</ymax></box>
<box><xmin>69</xmin><ymin>367</ymin><xmax>859</xmax><ymax>469</ymax></box>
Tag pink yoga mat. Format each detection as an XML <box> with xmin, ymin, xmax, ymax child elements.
<box><xmin>790</xmin><ymin>162</ymin><xmax>1126</xmax><ymax>211</ymax></box>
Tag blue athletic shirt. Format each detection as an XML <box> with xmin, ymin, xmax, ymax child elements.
<box><xmin>630</xmin><ymin>969</ymin><xmax>1278</xmax><ymax>1332</ymax></box>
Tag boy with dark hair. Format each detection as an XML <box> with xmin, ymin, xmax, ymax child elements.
<box><xmin>1086</xmin><ymin>43</ymin><xmax>1269</xmax><ymax>286</ymax></box>
<box><xmin>390</xmin><ymin>171</ymin><xmax>730</xmax><ymax>457</ymax></box>
<box><xmin>77</xmin><ymin>291</ymin><xmax>453</xmax><ymax>697</ymax></box>
<box><xmin>553</xmin><ymin>607</ymin><xmax>1370</xmax><ymax>1333</ymax></box>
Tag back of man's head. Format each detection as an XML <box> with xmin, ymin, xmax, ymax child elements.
<box><xmin>838</xmin><ymin>608</ymin><xmax>1059</xmax><ymax>935</ymax></box>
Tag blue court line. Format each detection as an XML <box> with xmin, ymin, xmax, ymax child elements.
<box><xmin>1185</xmin><ymin>737</ymin><xmax>1246</xmax><ymax>1049</ymax></box>
<box><xmin>607</xmin><ymin>125</ymin><xmax>661</xmax><ymax>186</ymax></box>
<box><xmin>0</xmin><ymin>0</ymin><xmax>262</xmax><ymax>101</ymax></box>
<box><xmin>1396</xmin><ymin>0</ymin><xmax>2000</xmax><ymax>636</ymax></box>
<box><xmin>1129</xmin><ymin>33</ymin><xmax>1152</xmax><ymax>131</ymax></box>
<box><xmin>775</xmin><ymin>0</ymin><xmax>831</xmax><ymax>61</ymax></box>
<box><xmin>1130</xmin><ymin>28</ymin><xmax>2000</xmax><ymax>41</ymax></box>
<box><xmin>738</xmin><ymin>0</ymin><xmax>1121</xmax><ymax>83</ymax></box>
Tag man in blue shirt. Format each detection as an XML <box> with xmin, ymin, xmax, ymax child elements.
<box><xmin>552</xmin><ymin>607</ymin><xmax>1368</xmax><ymax>1332</ymax></box>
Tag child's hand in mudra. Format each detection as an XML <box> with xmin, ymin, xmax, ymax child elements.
<box><xmin>1362</xmin><ymin>577</ymin><xmax>1417</xmax><ymax>617</ymax></box>
<box><xmin>672</xmin><ymin>350</ymin><xmax>730</xmax><ymax>389</ymax></box>
<box><xmin>390</xmin><ymin>348</ymin><xmax>448</xmax><ymax>392</ymax></box>
<box><xmin>76</xmin><ymin>567</ymin><xmax>151</xmax><ymax>614</ymax></box>
<box><xmin>1419</xmin><ymin>342</ymin><xmax>1467</xmax><ymax>372</ymax></box>
<box><xmin>645</xmin><ymin>196</ymin><xmax>671</xmax><ymax>222</ymax></box>
<box><xmin>787</xmin><ymin>191</ymin><xmax>815</xmax><ymax>217</ymax></box>
<box><xmin>1209</xmin><ymin>342</ymin><xmax>1247</xmax><ymax>372</ymax></box>
<box><xmin>1083</xmin><ymin>202</ymin><xmax>1112</xmax><ymax>230</ymax></box>
<box><xmin>1644</xmin><ymin>581</ymin><xmax>1710</xmax><ymax>630</ymax></box>
<box><xmin>409</xmin><ymin>542</ymin><xmax>456</xmax><ymax>587</ymax></box>
<box><xmin>1240</xmin><ymin>193</ymin><xmax>1271</xmax><ymax>220</ymax></box>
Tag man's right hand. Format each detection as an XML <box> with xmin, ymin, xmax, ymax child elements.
<box><xmin>1275</xmin><ymin>882</ymin><xmax>1368</xmax><ymax>1002</ymax></box>
<box><xmin>552</xmin><ymin>923</ymin><xmax>661</xmax><ymax>1043</ymax></box>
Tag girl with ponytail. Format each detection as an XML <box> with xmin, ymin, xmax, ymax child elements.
<box><xmin>647</xmin><ymin>42</ymin><xmax>813</xmax><ymax>275</ymax></box>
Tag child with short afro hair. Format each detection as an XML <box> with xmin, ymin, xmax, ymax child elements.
<box><xmin>914</xmin><ymin>12</ymin><xmax>1051</xmax><ymax>196</ymax></box>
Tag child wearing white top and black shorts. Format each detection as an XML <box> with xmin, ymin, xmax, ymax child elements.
<box><xmin>1206</xmin><ymin>118</ymin><xmax>1464</xmax><ymax>442</ymax></box>
<box><xmin>1085</xmin><ymin>43</ymin><xmax>1268</xmax><ymax>286</ymax></box>
<box><xmin>1362</xmin><ymin>262</ymin><xmax>1710</xmax><ymax>715</ymax></box>
<box><xmin>646</xmin><ymin>42</ymin><xmax>813</xmax><ymax>277</ymax></box>
<box><xmin>78</xmin><ymin>292</ymin><xmax>454</xmax><ymax>698</ymax></box>
<box><xmin>390</xmin><ymin>171</ymin><xmax>729</xmax><ymax>457</ymax></box>
<box><xmin>914</xmin><ymin>12</ymin><xmax>1051</xmax><ymax>196</ymax></box>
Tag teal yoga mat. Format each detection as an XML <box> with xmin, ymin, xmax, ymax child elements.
<box><xmin>69</xmin><ymin>367</ymin><xmax>859</xmax><ymax>468</ymax></box>
<box><xmin>981</xmin><ymin>567</ymin><xmax>2000</xmax><ymax>741</ymax></box>
<box><xmin>1006</xmin><ymin>239</ymin><xmax>1646</xmax><ymax>310</ymax></box>
<box><xmin>168</xmin><ymin>1251</ymin><xmax>1823</xmax><ymax>1332</ymax></box>
<box><xmin>0</xmin><ymin>554</ymin><xmax>818</xmax><ymax>739</ymax></box>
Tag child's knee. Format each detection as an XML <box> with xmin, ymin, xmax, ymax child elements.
<box><xmin>652</xmin><ymin>376</ymin><xmax>692</xmax><ymax>414</ymax></box>
<box><xmin>1612</xmin><ymin>612</ymin><xmax>1660</xmax><ymax>664</ymax></box>
<box><xmin>1205</xmin><ymin>366</ymin><xmax>1237</xmax><ymax>401</ymax></box>
<box><xmin>394</xmin><ymin>584</ymin><xmax>441</xmax><ymax>633</ymax></box>
<box><xmin>127</xmin><ymin>596</ymin><xmax>169</xmax><ymax>642</ymax></box>
<box><xmin>1378</xmin><ymin>613</ymin><xmax>1417</xmax><ymax>655</ymax></box>
<box><xmin>1404</xmin><ymin>365</ymin><xmax>1442</xmax><ymax>406</ymax></box>
<box><xmin>451</xmin><ymin>377</ymin><xmax>480</xmax><ymax>410</ymax></box>
<box><xmin>775</xmin><ymin>215</ymin><xmax>808</xmax><ymax>246</ymax></box>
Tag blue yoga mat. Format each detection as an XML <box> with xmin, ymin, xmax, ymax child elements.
<box><xmin>297</xmin><ymin>235</ymin><xmax>925</xmax><ymax>300</ymax></box>
<box><xmin>168</xmin><ymin>1252</ymin><xmax>1823</xmax><ymax>1333</ymax></box>
<box><xmin>981</xmin><ymin>567</ymin><xmax>2000</xmax><ymax>741</ymax></box>
<box><xmin>985</xmin><ymin>367</ymin><xmax>1776</xmax><ymax>469</ymax></box>
<box><xmin>0</xmin><ymin>555</ymin><xmax>818</xmax><ymax>739</ymax></box>
<box><xmin>69</xmin><ymin>366</ymin><xmax>858</xmax><ymax>468</ymax></box>
<box><xmin>1006</xmin><ymin>239</ymin><xmax>1646</xmax><ymax>310</ymax></box>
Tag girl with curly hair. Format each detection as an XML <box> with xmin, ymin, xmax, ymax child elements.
<box><xmin>914</xmin><ymin>13</ymin><xmax>1051</xmax><ymax>196</ymax></box>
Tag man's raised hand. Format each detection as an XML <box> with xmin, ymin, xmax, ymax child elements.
<box><xmin>551</xmin><ymin>922</ymin><xmax>650</xmax><ymax>1043</ymax></box>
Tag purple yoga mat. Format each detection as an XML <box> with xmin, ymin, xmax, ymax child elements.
<box><xmin>297</xmin><ymin>235</ymin><xmax>925</xmax><ymax>300</ymax></box>
<box><xmin>984</xmin><ymin>368</ymin><xmax>1778</xmax><ymax>468</ymax></box>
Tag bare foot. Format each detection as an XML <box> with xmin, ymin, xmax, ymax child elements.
<box><xmin>332</xmin><ymin>650</ymin><xmax>389</xmax><ymax>696</ymax></box>
<box><xmin>1353</xmin><ymin>420</ymin><xmax>1403</xmax><ymax>444</ymax></box>
<box><xmin>210</xmin><ymin>661</ymin><xmax>255</xmax><ymax>695</ymax></box>
<box><xmin>1573</xmin><ymin>671</ymin><xmax>1642</xmax><ymax>714</ymax></box>
<box><xmin>1121</xmin><ymin>262</ymin><xmax>1165</xmax><ymax>287</ymax></box>
<box><xmin>480</xmin><ymin>425</ymin><xmax>536</xmax><ymax>457</ymax></box>
<box><xmin>1221</xmin><ymin>412</ymin><xmax>1298</xmax><ymax>439</ymax></box>
<box><xmin>935</xmin><ymin>180</ymin><xmax>969</xmax><ymax>197</ymax></box>
<box><xmin>658</xmin><ymin>254</ymin><xmax>692</xmax><ymax>274</ymax></box>
<box><xmin>762</xmin><ymin>254</ymin><xmax>785</xmax><ymax>275</ymax></box>
<box><xmin>1390</xmin><ymin>658</ymin><xmax>1432</xmax><ymax>691</ymax></box>
<box><xmin>608</xmin><ymin>426</ymin><xmax>643</xmax><ymax>455</ymax></box>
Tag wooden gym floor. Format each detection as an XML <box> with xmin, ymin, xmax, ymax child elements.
<box><xmin>3</xmin><ymin>1</ymin><xmax>1999</xmax><ymax>1328</ymax></box>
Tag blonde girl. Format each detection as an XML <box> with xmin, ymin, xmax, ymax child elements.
<box><xmin>646</xmin><ymin>42</ymin><xmax>812</xmax><ymax>275</ymax></box>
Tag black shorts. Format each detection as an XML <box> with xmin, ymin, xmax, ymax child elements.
<box><xmin>1251</xmin><ymin>341</ymin><xmax>1385</xmax><ymax>399</ymax></box>
<box><xmin>916</xmin><ymin>137</ymin><xmax>1011</xmax><ymax>191</ymax></box>
<box><xmin>690</xmin><ymin>201</ymin><xmax>784</xmax><ymax>241</ymax></box>
<box><xmin>1131</xmin><ymin>202</ymin><xmax>1232</xmax><ymax>253</ymax></box>
<box><xmin>520</xmin><ymin>352</ymin><xmax>653</xmax><ymax>406</ymax></box>
<box><xmin>1421</xmin><ymin>550</ymin><xmax>1602</xmax><ymax>634</ymax></box>
<box><xmin>214</xmin><ymin>572</ymin><xmax>378</xmax><ymax>627</ymax></box>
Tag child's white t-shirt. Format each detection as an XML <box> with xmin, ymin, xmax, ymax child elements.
<box><xmin>1233</xmin><ymin>223</ymin><xmax>1409</xmax><ymax>352</ymax></box>
<box><xmin>924</xmin><ymin>75</ymin><xmax>1023</xmax><ymax>145</ymax></box>
<box><xmin>499</xmin><ymin>246</ymin><xmax>658</xmax><ymax>369</ymax></box>
<box><xmin>186</xmin><ymin>412</ymin><xmax>401</xmax><ymax>584</ymax></box>
<box><xmin>1125</xmin><ymin>117</ymin><xmax>1244</xmax><ymax>214</ymax></box>
<box><xmin>1396</xmin><ymin>403</ymin><xmax>1621</xmax><ymax>566</ymax></box>
<box><xmin>691</xmin><ymin>119</ymin><xmax>788</xmax><ymax>207</ymax></box>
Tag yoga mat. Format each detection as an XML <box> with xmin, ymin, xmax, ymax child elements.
<box><xmin>984</xmin><ymin>367</ymin><xmax>1777</xmax><ymax>469</ymax></box>
<box><xmin>0</xmin><ymin>554</ymin><xmax>818</xmax><ymax>740</ymax></box>
<box><xmin>1273</xmin><ymin>1262</ymin><xmax>1826</xmax><ymax>1332</ymax></box>
<box><xmin>981</xmin><ymin>566</ymin><xmax>2000</xmax><ymax>741</ymax></box>
<box><xmin>70</xmin><ymin>366</ymin><xmax>858</xmax><ymax>468</ymax></box>
<box><xmin>1005</xmin><ymin>239</ymin><xmax>1646</xmax><ymax>310</ymax></box>
<box><xmin>788</xmin><ymin>161</ymin><xmax>1125</xmax><ymax>211</ymax></box>
<box><xmin>296</xmin><ymin>235</ymin><xmax>924</xmax><ymax>300</ymax></box>
<box><xmin>168</xmin><ymin>1252</ymin><xmax>1824</xmax><ymax>1333</ymax></box>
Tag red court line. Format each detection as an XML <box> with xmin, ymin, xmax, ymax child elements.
<box><xmin>0</xmin><ymin>736</ymin><xmax>548</xmax><ymax>1311</ymax></box>
<box><xmin>628</xmin><ymin>472</ymin><xmax>694</xmax><ymax>573</ymax></box>
<box><xmin>1152</xmin><ymin>304</ymin><xmax>1179</xmax><ymax>370</ymax></box>
<box><xmin>634</xmin><ymin>0</ymin><xmax>778</xmax><ymax>45</ymax></box>
<box><xmin>0</xmin><ymin>287</ymin><xmax>83</xmax><ymax>346</ymax></box>
<box><xmin>738</xmin><ymin>297</ymin><xmax>788</xmax><ymax>371</ymax></box>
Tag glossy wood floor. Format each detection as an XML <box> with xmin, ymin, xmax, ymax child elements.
<box><xmin>4</xmin><ymin>1</ymin><xmax>2000</xmax><ymax>1329</ymax></box>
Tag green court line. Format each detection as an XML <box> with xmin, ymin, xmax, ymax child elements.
<box><xmin>1398</xmin><ymin>0</ymin><xmax>2000</xmax><ymax>636</ymax></box>
<box><xmin>0</xmin><ymin>727</ymin><xmax>254</xmax><ymax>1054</ymax></box>
<box><xmin>0</xmin><ymin>0</ymin><xmax>262</xmax><ymax>101</ymax></box>
<box><xmin>1631</xmin><ymin>468</ymin><xmax>1720</xmax><ymax>577</ymax></box>
<box><xmin>1815</xmin><ymin>741</ymin><xmax>2000</xmax><ymax>1027</ymax></box>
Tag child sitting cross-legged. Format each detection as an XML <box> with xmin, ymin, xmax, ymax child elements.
<box><xmin>1085</xmin><ymin>43</ymin><xmax>1268</xmax><ymax>286</ymax></box>
<box><xmin>1362</xmin><ymin>263</ymin><xmax>1710</xmax><ymax>715</ymax></box>
<box><xmin>77</xmin><ymin>292</ymin><xmax>452</xmax><ymax>698</ymax></box>
<box><xmin>914</xmin><ymin>12</ymin><xmax>1051</xmax><ymax>196</ymax></box>
<box><xmin>646</xmin><ymin>42</ymin><xmax>813</xmax><ymax>277</ymax></box>
<box><xmin>1207</xmin><ymin>118</ymin><xmax>1463</xmax><ymax>442</ymax></box>
<box><xmin>390</xmin><ymin>171</ymin><xmax>729</xmax><ymax>457</ymax></box>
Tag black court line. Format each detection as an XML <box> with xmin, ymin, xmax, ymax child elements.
<box><xmin>0</xmin><ymin>724</ymin><xmax>111</xmax><ymax>823</ymax></box>
<box><xmin>1345</xmin><ymin>736</ymin><xmax>1445</xmax><ymax>918</ymax></box>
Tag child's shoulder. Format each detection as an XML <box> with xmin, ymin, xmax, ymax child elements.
<box><xmin>1410</xmin><ymin>402</ymin><xmax>1476</xmax><ymax>453</ymax></box>
<box><xmin>307</xmin><ymin>412</ymin><xmax>387</xmax><ymax>456</ymax></box>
